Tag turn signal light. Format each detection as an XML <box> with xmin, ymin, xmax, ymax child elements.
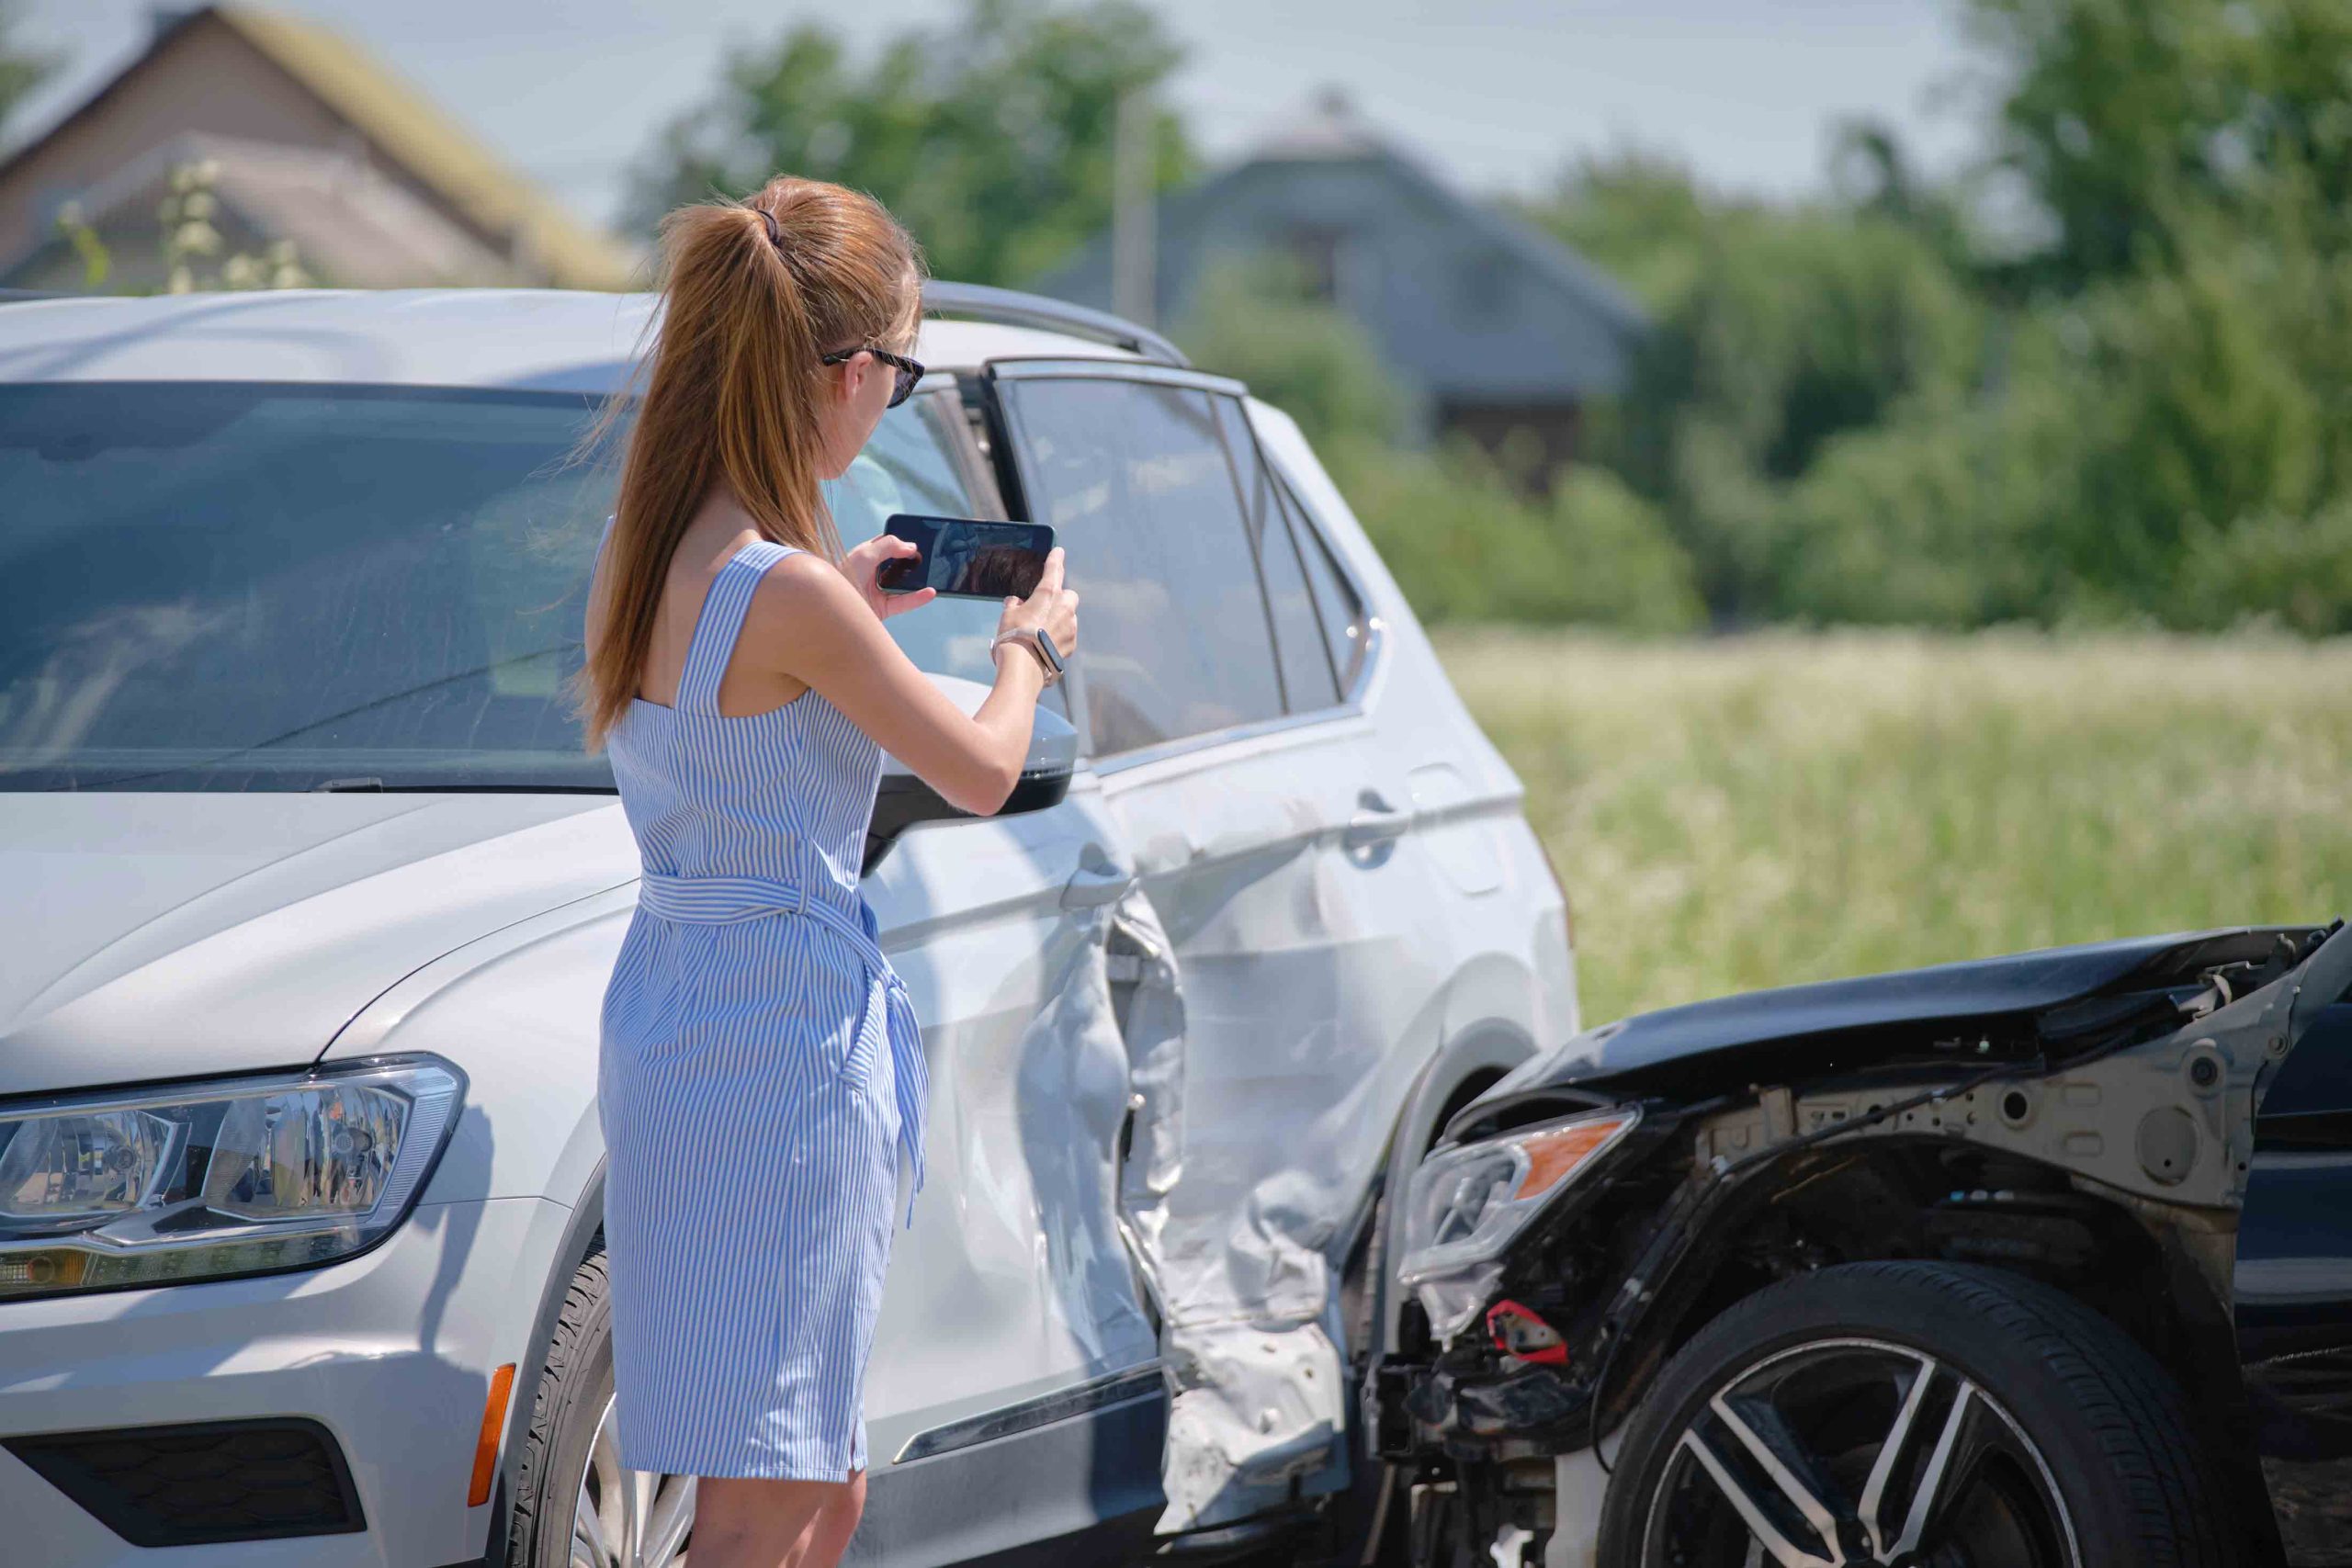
<box><xmin>469</xmin><ymin>1363</ymin><xmax>516</xmax><ymax>1506</ymax></box>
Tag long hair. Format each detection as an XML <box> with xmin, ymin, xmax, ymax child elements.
<box><xmin>571</xmin><ymin>175</ymin><xmax>925</xmax><ymax>750</ymax></box>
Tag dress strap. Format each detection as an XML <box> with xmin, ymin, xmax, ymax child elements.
<box><xmin>676</xmin><ymin>539</ymin><xmax>797</xmax><ymax>715</ymax></box>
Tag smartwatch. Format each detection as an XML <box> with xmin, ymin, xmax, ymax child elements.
<box><xmin>993</xmin><ymin>626</ymin><xmax>1064</xmax><ymax>686</ymax></box>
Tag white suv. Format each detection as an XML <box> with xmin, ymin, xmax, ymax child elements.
<box><xmin>0</xmin><ymin>284</ymin><xmax>1577</xmax><ymax>1568</ymax></box>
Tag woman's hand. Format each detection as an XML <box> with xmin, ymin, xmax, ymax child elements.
<box><xmin>845</xmin><ymin>532</ymin><xmax>935</xmax><ymax>621</ymax></box>
<box><xmin>993</xmin><ymin>546</ymin><xmax>1078</xmax><ymax>671</ymax></box>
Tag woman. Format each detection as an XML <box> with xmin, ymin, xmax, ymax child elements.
<box><xmin>571</xmin><ymin>175</ymin><xmax>1079</xmax><ymax>1568</ymax></box>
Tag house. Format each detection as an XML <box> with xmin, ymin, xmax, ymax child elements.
<box><xmin>0</xmin><ymin>5</ymin><xmax>638</xmax><ymax>292</ymax></box>
<box><xmin>1035</xmin><ymin>88</ymin><xmax>1648</xmax><ymax>478</ymax></box>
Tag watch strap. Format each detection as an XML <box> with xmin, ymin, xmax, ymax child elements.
<box><xmin>993</xmin><ymin>626</ymin><xmax>1063</xmax><ymax>684</ymax></box>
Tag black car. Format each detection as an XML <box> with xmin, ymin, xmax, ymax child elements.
<box><xmin>1371</xmin><ymin>919</ymin><xmax>2352</xmax><ymax>1567</ymax></box>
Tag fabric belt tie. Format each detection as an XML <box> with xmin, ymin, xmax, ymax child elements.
<box><xmin>635</xmin><ymin>871</ymin><xmax>928</xmax><ymax>1226</ymax></box>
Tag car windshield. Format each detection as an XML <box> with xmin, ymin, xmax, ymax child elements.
<box><xmin>0</xmin><ymin>381</ymin><xmax>991</xmax><ymax>792</ymax></box>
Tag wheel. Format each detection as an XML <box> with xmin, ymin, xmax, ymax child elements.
<box><xmin>1595</xmin><ymin>1261</ymin><xmax>2238</xmax><ymax>1567</ymax></box>
<box><xmin>505</xmin><ymin>1238</ymin><xmax>697</xmax><ymax>1568</ymax></box>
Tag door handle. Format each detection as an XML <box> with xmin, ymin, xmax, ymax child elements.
<box><xmin>1342</xmin><ymin>790</ymin><xmax>1411</xmax><ymax>852</ymax></box>
<box><xmin>1061</xmin><ymin>851</ymin><xmax>1136</xmax><ymax>909</ymax></box>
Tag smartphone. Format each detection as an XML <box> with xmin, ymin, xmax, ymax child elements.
<box><xmin>876</xmin><ymin>515</ymin><xmax>1057</xmax><ymax>599</ymax></box>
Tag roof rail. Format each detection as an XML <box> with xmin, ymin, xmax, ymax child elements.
<box><xmin>923</xmin><ymin>281</ymin><xmax>1188</xmax><ymax>367</ymax></box>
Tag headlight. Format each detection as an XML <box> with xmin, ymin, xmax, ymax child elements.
<box><xmin>0</xmin><ymin>1055</ymin><xmax>464</xmax><ymax>1302</ymax></box>
<box><xmin>1396</xmin><ymin>1105</ymin><xmax>1638</xmax><ymax>1340</ymax></box>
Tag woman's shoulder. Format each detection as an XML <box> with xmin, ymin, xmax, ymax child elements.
<box><xmin>741</xmin><ymin>543</ymin><xmax>855</xmax><ymax>626</ymax></box>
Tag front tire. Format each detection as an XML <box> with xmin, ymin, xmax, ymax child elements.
<box><xmin>1596</xmin><ymin>1261</ymin><xmax>2238</xmax><ymax>1567</ymax></box>
<box><xmin>505</xmin><ymin>1239</ymin><xmax>697</xmax><ymax>1568</ymax></box>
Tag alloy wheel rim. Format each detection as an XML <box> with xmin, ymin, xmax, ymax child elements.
<box><xmin>1638</xmin><ymin>1336</ymin><xmax>2080</xmax><ymax>1568</ymax></box>
<box><xmin>571</xmin><ymin>1393</ymin><xmax>696</xmax><ymax>1568</ymax></box>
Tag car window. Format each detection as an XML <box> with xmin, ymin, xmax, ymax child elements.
<box><xmin>1276</xmin><ymin>476</ymin><xmax>1368</xmax><ymax>694</ymax></box>
<box><xmin>1213</xmin><ymin>399</ymin><xmax>1340</xmax><ymax>714</ymax></box>
<box><xmin>1002</xmin><ymin>378</ymin><xmax>1284</xmax><ymax>756</ymax></box>
<box><xmin>0</xmin><ymin>383</ymin><xmax>1007</xmax><ymax>792</ymax></box>
<box><xmin>820</xmin><ymin>389</ymin><xmax>1064</xmax><ymax>715</ymax></box>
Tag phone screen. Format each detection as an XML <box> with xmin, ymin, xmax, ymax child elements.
<box><xmin>878</xmin><ymin>515</ymin><xmax>1056</xmax><ymax>599</ymax></box>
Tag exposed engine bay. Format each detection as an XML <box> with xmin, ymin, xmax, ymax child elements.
<box><xmin>1372</xmin><ymin>920</ymin><xmax>2352</xmax><ymax>1565</ymax></box>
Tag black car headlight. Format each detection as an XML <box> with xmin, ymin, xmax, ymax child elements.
<box><xmin>0</xmin><ymin>1055</ymin><xmax>465</xmax><ymax>1302</ymax></box>
<box><xmin>1396</xmin><ymin>1105</ymin><xmax>1639</xmax><ymax>1340</ymax></box>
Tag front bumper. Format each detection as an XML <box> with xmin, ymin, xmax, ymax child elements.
<box><xmin>0</xmin><ymin>1196</ymin><xmax>570</xmax><ymax>1567</ymax></box>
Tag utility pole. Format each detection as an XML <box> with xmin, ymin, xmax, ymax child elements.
<box><xmin>1111</xmin><ymin>87</ymin><xmax>1156</xmax><ymax>327</ymax></box>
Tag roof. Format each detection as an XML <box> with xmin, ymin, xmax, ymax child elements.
<box><xmin>1250</xmin><ymin>85</ymin><xmax>1385</xmax><ymax>162</ymax></box>
<box><xmin>209</xmin><ymin>8</ymin><xmax>638</xmax><ymax>291</ymax></box>
<box><xmin>0</xmin><ymin>288</ymin><xmax>1138</xmax><ymax>392</ymax></box>
<box><xmin>0</xmin><ymin>6</ymin><xmax>639</xmax><ymax>292</ymax></box>
<box><xmin>1033</xmin><ymin>93</ymin><xmax>1648</xmax><ymax>400</ymax></box>
<box><xmin>1216</xmin><ymin>93</ymin><xmax>1647</xmax><ymax>342</ymax></box>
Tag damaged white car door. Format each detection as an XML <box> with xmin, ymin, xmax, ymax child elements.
<box><xmin>992</xmin><ymin>363</ymin><xmax>1457</xmax><ymax>1530</ymax></box>
<box><xmin>820</xmin><ymin>390</ymin><xmax>1168</xmax><ymax>1563</ymax></box>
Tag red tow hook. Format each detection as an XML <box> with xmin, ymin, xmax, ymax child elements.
<box><xmin>1485</xmin><ymin>1299</ymin><xmax>1568</xmax><ymax>1365</ymax></box>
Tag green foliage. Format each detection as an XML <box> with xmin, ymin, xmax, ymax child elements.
<box><xmin>2172</xmin><ymin>502</ymin><xmax>2352</xmax><ymax>637</ymax></box>
<box><xmin>1173</xmin><ymin>264</ymin><xmax>1700</xmax><ymax>633</ymax></box>
<box><xmin>1326</xmin><ymin>435</ymin><xmax>1702</xmax><ymax>634</ymax></box>
<box><xmin>629</xmin><ymin>0</ymin><xmax>2352</xmax><ymax>636</ymax></box>
<box><xmin>1546</xmin><ymin>154</ymin><xmax>1989</xmax><ymax>619</ymax></box>
<box><xmin>1519</xmin><ymin>147</ymin><xmax>1724</xmax><ymax>315</ymax></box>
<box><xmin>1171</xmin><ymin>256</ymin><xmax>1404</xmax><ymax>451</ymax></box>
<box><xmin>1757</xmin><ymin>186</ymin><xmax>2352</xmax><ymax>630</ymax></box>
<box><xmin>1968</xmin><ymin>0</ymin><xmax>2352</xmax><ymax>287</ymax></box>
<box><xmin>623</xmin><ymin>0</ymin><xmax>1192</xmax><ymax>287</ymax></box>
<box><xmin>1520</xmin><ymin>0</ymin><xmax>2352</xmax><ymax>636</ymax></box>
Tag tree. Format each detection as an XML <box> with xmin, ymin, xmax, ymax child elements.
<box><xmin>1171</xmin><ymin>256</ymin><xmax>1404</xmax><ymax>452</ymax></box>
<box><xmin>1532</xmin><ymin>154</ymin><xmax>1988</xmax><ymax>620</ymax></box>
<box><xmin>1968</xmin><ymin>0</ymin><xmax>2352</xmax><ymax>288</ymax></box>
<box><xmin>623</xmin><ymin>0</ymin><xmax>1193</xmax><ymax>288</ymax></box>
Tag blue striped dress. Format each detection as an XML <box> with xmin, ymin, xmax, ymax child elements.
<box><xmin>594</xmin><ymin>526</ymin><xmax>928</xmax><ymax>1481</ymax></box>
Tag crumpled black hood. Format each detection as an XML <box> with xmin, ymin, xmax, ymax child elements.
<box><xmin>1509</xmin><ymin>926</ymin><xmax>2323</xmax><ymax>1099</ymax></box>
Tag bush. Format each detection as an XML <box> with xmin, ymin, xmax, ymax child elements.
<box><xmin>2171</xmin><ymin>500</ymin><xmax>2352</xmax><ymax>635</ymax></box>
<box><xmin>1173</xmin><ymin>256</ymin><xmax>1406</xmax><ymax>451</ymax></box>
<box><xmin>1326</xmin><ymin>437</ymin><xmax>1703</xmax><ymax>633</ymax></box>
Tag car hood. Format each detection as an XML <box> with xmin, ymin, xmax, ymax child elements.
<box><xmin>1500</xmin><ymin>926</ymin><xmax>2317</xmax><ymax>1099</ymax></box>
<box><xmin>0</xmin><ymin>792</ymin><xmax>639</xmax><ymax>1098</ymax></box>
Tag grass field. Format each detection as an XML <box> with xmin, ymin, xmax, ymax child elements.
<box><xmin>1432</xmin><ymin>628</ymin><xmax>2352</xmax><ymax>1031</ymax></box>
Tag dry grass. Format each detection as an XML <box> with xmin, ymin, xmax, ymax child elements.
<box><xmin>1433</xmin><ymin>627</ymin><xmax>2352</xmax><ymax>1029</ymax></box>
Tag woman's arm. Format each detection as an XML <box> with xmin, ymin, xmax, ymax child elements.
<box><xmin>748</xmin><ymin>546</ymin><xmax>1079</xmax><ymax>815</ymax></box>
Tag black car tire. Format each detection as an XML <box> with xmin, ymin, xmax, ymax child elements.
<box><xmin>505</xmin><ymin>1239</ymin><xmax>695</xmax><ymax>1568</ymax></box>
<box><xmin>1595</xmin><ymin>1260</ymin><xmax>2237</xmax><ymax>1567</ymax></box>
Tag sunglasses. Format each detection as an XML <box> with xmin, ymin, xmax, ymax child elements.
<box><xmin>819</xmin><ymin>344</ymin><xmax>926</xmax><ymax>408</ymax></box>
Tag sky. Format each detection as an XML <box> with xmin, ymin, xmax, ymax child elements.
<box><xmin>8</xmin><ymin>1</ymin><xmax>1992</xmax><ymax>232</ymax></box>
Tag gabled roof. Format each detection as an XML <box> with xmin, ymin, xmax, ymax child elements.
<box><xmin>1032</xmin><ymin>91</ymin><xmax>1648</xmax><ymax>400</ymax></box>
<box><xmin>0</xmin><ymin>5</ymin><xmax>638</xmax><ymax>291</ymax></box>
<box><xmin>1228</xmin><ymin>88</ymin><xmax>1648</xmax><ymax>341</ymax></box>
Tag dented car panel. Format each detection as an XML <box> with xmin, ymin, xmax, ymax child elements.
<box><xmin>1378</xmin><ymin>920</ymin><xmax>2352</xmax><ymax>1566</ymax></box>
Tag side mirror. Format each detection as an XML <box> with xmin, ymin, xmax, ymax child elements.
<box><xmin>862</xmin><ymin>674</ymin><xmax>1078</xmax><ymax>875</ymax></box>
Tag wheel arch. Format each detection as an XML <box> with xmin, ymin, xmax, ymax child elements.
<box><xmin>1600</xmin><ymin>1138</ymin><xmax>2281</xmax><ymax>1562</ymax></box>
<box><xmin>479</xmin><ymin>1156</ymin><xmax>607</xmax><ymax>1568</ymax></box>
<box><xmin>1362</xmin><ymin>1022</ymin><xmax>1539</xmax><ymax>1360</ymax></box>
